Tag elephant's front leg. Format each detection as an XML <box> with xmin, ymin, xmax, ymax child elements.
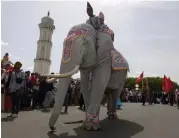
<box><xmin>80</xmin><ymin>69</ymin><xmax>91</xmax><ymax>112</ymax></box>
<box><xmin>83</xmin><ymin>59</ymin><xmax>111</xmax><ymax>131</ymax></box>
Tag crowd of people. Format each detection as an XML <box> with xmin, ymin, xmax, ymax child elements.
<box><xmin>1</xmin><ymin>53</ymin><xmax>179</xmax><ymax>118</ymax></box>
<box><xmin>1</xmin><ymin>54</ymin><xmax>85</xmax><ymax>116</ymax></box>
<box><xmin>118</xmin><ymin>88</ymin><xmax>179</xmax><ymax>107</ymax></box>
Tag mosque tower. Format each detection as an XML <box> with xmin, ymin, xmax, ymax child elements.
<box><xmin>33</xmin><ymin>11</ymin><xmax>55</xmax><ymax>75</ymax></box>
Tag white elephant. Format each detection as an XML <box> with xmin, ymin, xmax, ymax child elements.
<box><xmin>44</xmin><ymin>21</ymin><xmax>129</xmax><ymax>131</ymax></box>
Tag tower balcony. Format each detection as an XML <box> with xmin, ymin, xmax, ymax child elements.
<box><xmin>34</xmin><ymin>58</ymin><xmax>51</xmax><ymax>64</ymax></box>
<box><xmin>39</xmin><ymin>23</ymin><xmax>55</xmax><ymax>30</ymax></box>
<box><xmin>37</xmin><ymin>40</ymin><xmax>52</xmax><ymax>45</ymax></box>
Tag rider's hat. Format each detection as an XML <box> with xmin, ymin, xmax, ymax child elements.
<box><xmin>99</xmin><ymin>12</ymin><xmax>104</xmax><ymax>20</ymax></box>
<box><xmin>87</xmin><ymin>2</ymin><xmax>94</xmax><ymax>17</ymax></box>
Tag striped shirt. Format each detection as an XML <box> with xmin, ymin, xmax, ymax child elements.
<box><xmin>9</xmin><ymin>70</ymin><xmax>25</xmax><ymax>92</ymax></box>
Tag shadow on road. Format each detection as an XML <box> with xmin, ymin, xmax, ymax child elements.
<box><xmin>1</xmin><ymin>116</ymin><xmax>15</xmax><ymax>122</ymax></box>
<box><xmin>47</xmin><ymin>118</ymin><xmax>144</xmax><ymax>138</ymax></box>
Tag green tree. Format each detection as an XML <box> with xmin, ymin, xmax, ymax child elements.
<box><xmin>124</xmin><ymin>77</ymin><xmax>179</xmax><ymax>92</ymax></box>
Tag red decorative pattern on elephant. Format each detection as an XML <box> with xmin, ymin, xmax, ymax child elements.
<box><xmin>86</xmin><ymin>114</ymin><xmax>99</xmax><ymax>124</ymax></box>
<box><xmin>99</xmin><ymin>25</ymin><xmax>114</xmax><ymax>40</ymax></box>
<box><xmin>62</xmin><ymin>28</ymin><xmax>88</xmax><ymax>63</ymax></box>
<box><xmin>110</xmin><ymin>49</ymin><xmax>129</xmax><ymax>71</ymax></box>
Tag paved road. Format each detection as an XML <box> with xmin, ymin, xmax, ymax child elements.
<box><xmin>1</xmin><ymin>103</ymin><xmax>179</xmax><ymax>138</ymax></box>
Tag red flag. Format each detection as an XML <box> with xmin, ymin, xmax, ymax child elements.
<box><xmin>136</xmin><ymin>72</ymin><xmax>144</xmax><ymax>84</ymax></box>
<box><xmin>162</xmin><ymin>75</ymin><xmax>170</xmax><ymax>93</ymax></box>
<box><xmin>145</xmin><ymin>78</ymin><xmax>149</xmax><ymax>89</ymax></box>
<box><xmin>167</xmin><ymin>77</ymin><xmax>173</xmax><ymax>90</ymax></box>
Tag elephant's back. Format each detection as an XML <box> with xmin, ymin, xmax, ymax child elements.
<box><xmin>97</xmin><ymin>32</ymin><xmax>114</xmax><ymax>58</ymax></box>
<box><xmin>68</xmin><ymin>23</ymin><xmax>95</xmax><ymax>36</ymax></box>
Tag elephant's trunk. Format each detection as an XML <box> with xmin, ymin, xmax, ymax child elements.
<box><xmin>49</xmin><ymin>77</ymin><xmax>71</xmax><ymax>127</ymax></box>
<box><xmin>44</xmin><ymin>65</ymin><xmax>80</xmax><ymax>78</ymax></box>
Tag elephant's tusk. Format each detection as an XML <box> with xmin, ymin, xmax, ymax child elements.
<box><xmin>46</xmin><ymin>78</ymin><xmax>58</xmax><ymax>83</ymax></box>
<box><xmin>43</xmin><ymin>65</ymin><xmax>80</xmax><ymax>78</ymax></box>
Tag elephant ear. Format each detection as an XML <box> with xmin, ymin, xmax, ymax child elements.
<box><xmin>87</xmin><ymin>2</ymin><xmax>94</xmax><ymax>17</ymax></box>
<box><xmin>99</xmin><ymin>12</ymin><xmax>104</xmax><ymax>20</ymax></box>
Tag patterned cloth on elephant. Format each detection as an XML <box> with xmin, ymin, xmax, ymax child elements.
<box><xmin>99</xmin><ymin>24</ymin><xmax>114</xmax><ymax>41</ymax></box>
<box><xmin>110</xmin><ymin>49</ymin><xmax>129</xmax><ymax>71</ymax></box>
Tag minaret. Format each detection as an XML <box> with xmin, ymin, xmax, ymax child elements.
<box><xmin>34</xmin><ymin>11</ymin><xmax>55</xmax><ymax>75</ymax></box>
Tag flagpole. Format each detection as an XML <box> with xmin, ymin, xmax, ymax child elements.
<box><xmin>142</xmin><ymin>78</ymin><xmax>144</xmax><ymax>91</ymax></box>
<box><xmin>146</xmin><ymin>78</ymin><xmax>149</xmax><ymax>103</ymax></box>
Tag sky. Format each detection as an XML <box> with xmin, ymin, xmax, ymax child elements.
<box><xmin>1</xmin><ymin>1</ymin><xmax>179</xmax><ymax>83</ymax></box>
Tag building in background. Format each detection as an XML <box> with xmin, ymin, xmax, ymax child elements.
<box><xmin>34</xmin><ymin>11</ymin><xmax>55</xmax><ymax>75</ymax></box>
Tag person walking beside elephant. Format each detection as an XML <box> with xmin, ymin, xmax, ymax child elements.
<box><xmin>38</xmin><ymin>76</ymin><xmax>47</xmax><ymax>108</ymax></box>
<box><xmin>9</xmin><ymin>62</ymin><xmax>25</xmax><ymax>117</ymax></box>
<box><xmin>73</xmin><ymin>81</ymin><xmax>81</xmax><ymax>106</ymax></box>
<box><xmin>63</xmin><ymin>83</ymin><xmax>73</xmax><ymax>113</ymax></box>
<box><xmin>43</xmin><ymin>73</ymin><xmax>56</xmax><ymax>111</ymax></box>
<box><xmin>141</xmin><ymin>90</ymin><xmax>147</xmax><ymax>106</ymax></box>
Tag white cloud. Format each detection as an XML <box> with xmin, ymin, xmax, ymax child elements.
<box><xmin>1</xmin><ymin>1</ymin><xmax>179</xmax><ymax>84</ymax></box>
<box><xmin>151</xmin><ymin>74</ymin><xmax>158</xmax><ymax>77</ymax></box>
<box><xmin>72</xmin><ymin>71</ymin><xmax>80</xmax><ymax>79</ymax></box>
<box><xmin>1</xmin><ymin>40</ymin><xmax>8</xmax><ymax>46</ymax></box>
<box><xmin>19</xmin><ymin>47</ymin><xmax>25</xmax><ymax>51</ymax></box>
<box><xmin>129</xmin><ymin>71</ymin><xmax>159</xmax><ymax>78</ymax></box>
<box><xmin>135</xmin><ymin>71</ymin><xmax>142</xmax><ymax>74</ymax></box>
<box><xmin>27</xmin><ymin>66</ymin><xmax>34</xmax><ymax>71</ymax></box>
<box><xmin>9</xmin><ymin>53</ymin><xmax>21</xmax><ymax>60</ymax></box>
<box><xmin>91</xmin><ymin>0</ymin><xmax>140</xmax><ymax>7</ymax></box>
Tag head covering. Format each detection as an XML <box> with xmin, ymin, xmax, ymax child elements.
<box><xmin>5</xmin><ymin>53</ymin><xmax>9</xmax><ymax>56</ymax></box>
<box><xmin>99</xmin><ymin>12</ymin><xmax>104</xmax><ymax>20</ymax></box>
<box><xmin>14</xmin><ymin>61</ymin><xmax>22</xmax><ymax>69</ymax></box>
<box><xmin>87</xmin><ymin>2</ymin><xmax>94</xmax><ymax>17</ymax></box>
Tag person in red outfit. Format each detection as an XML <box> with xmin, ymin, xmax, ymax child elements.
<box><xmin>30</xmin><ymin>73</ymin><xmax>37</xmax><ymax>87</ymax></box>
<box><xmin>4</xmin><ymin>64</ymin><xmax>14</xmax><ymax>112</ymax></box>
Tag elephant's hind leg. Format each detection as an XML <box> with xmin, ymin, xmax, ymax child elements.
<box><xmin>105</xmin><ymin>88</ymin><xmax>113</xmax><ymax>115</ymax></box>
<box><xmin>107</xmin><ymin>89</ymin><xmax>118</xmax><ymax>120</ymax></box>
<box><xmin>107</xmin><ymin>70</ymin><xmax>127</xmax><ymax>120</ymax></box>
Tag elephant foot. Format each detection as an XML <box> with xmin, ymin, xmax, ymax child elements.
<box><xmin>108</xmin><ymin>112</ymin><xmax>118</xmax><ymax>120</ymax></box>
<box><xmin>82</xmin><ymin>114</ymin><xmax>100</xmax><ymax>131</ymax></box>
<box><xmin>49</xmin><ymin>125</ymin><xmax>56</xmax><ymax>131</ymax></box>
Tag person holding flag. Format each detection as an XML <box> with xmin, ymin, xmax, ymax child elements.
<box><xmin>162</xmin><ymin>75</ymin><xmax>175</xmax><ymax>105</ymax></box>
<box><xmin>175</xmin><ymin>89</ymin><xmax>179</xmax><ymax>108</ymax></box>
<box><xmin>136</xmin><ymin>72</ymin><xmax>144</xmax><ymax>84</ymax></box>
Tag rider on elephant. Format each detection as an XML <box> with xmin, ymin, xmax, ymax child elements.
<box><xmin>86</xmin><ymin>2</ymin><xmax>100</xmax><ymax>30</ymax></box>
<box><xmin>98</xmin><ymin>12</ymin><xmax>114</xmax><ymax>41</ymax></box>
<box><xmin>86</xmin><ymin>2</ymin><xmax>114</xmax><ymax>42</ymax></box>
